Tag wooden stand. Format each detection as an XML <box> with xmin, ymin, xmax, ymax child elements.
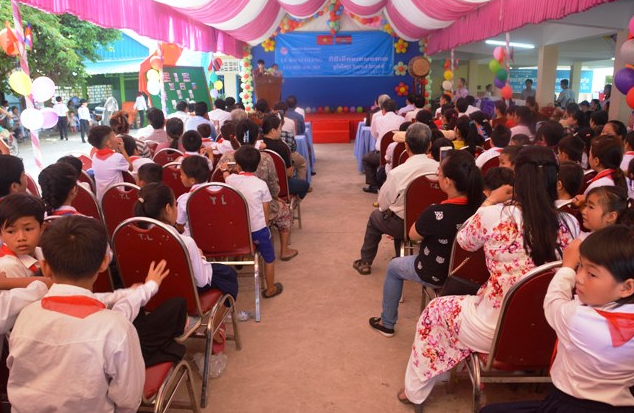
<box><xmin>254</xmin><ymin>76</ymin><xmax>283</xmax><ymax>106</ymax></box>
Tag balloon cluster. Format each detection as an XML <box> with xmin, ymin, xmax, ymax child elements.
<box><xmin>145</xmin><ymin>56</ymin><xmax>164</xmax><ymax>96</ymax></box>
<box><xmin>419</xmin><ymin>37</ymin><xmax>432</xmax><ymax>100</ymax></box>
<box><xmin>615</xmin><ymin>16</ymin><xmax>634</xmax><ymax>109</ymax></box>
<box><xmin>347</xmin><ymin>12</ymin><xmax>383</xmax><ymax>28</ymax></box>
<box><xmin>488</xmin><ymin>46</ymin><xmax>513</xmax><ymax>99</ymax></box>
<box><xmin>0</xmin><ymin>27</ymin><xmax>18</xmax><ymax>56</ymax></box>
<box><xmin>8</xmin><ymin>72</ymin><xmax>59</xmax><ymax>130</ymax></box>
<box><xmin>207</xmin><ymin>57</ymin><xmax>224</xmax><ymax>99</ymax></box>
<box><xmin>441</xmin><ymin>59</ymin><xmax>453</xmax><ymax>93</ymax></box>
<box><xmin>326</xmin><ymin>0</ymin><xmax>344</xmax><ymax>35</ymax></box>
<box><xmin>278</xmin><ymin>16</ymin><xmax>309</xmax><ymax>34</ymax></box>
<box><xmin>305</xmin><ymin>106</ymin><xmax>365</xmax><ymax>114</ymax></box>
<box><xmin>395</xmin><ymin>82</ymin><xmax>409</xmax><ymax>97</ymax></box>
<box><xmin>239</xmin><ymin>46</ymin><xmax>254</xmax><ymax>112</ymax></box>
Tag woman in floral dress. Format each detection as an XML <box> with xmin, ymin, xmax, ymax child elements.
<box><xmin>400</xmin><ymin>146</ymin><xmax>580</xmax><ymax>408</ymax></box>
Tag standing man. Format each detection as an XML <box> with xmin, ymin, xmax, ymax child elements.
<box><xmin>454</xmin><ymin>78</ymin><xmax>469</xmax><ymax>100</ymax></box>
<box><xmin>521</xmin><ymin>79</ymin><xmax>535</xmax><ymax>100</ymax></box>
<box><xmin>77</xmin><ymin>99</ymin><xmax>91</xmax><ymax>144</ymax></box>
<box><xmin>556</xmin><ymin>79</ymin><xmax>576</xmax><ymax>108</ymax></box>
<box><xmin>133</xmin><ymin>92</ymin><xmax>148</xmax><ymax>128</ymax></box>
<box><xmin>53</xmin><ymin>96</ymin><xmax>69</xmax><ymax>141</ymax></box>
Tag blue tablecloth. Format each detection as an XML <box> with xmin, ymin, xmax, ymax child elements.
<box><xmin>295</xmin><ymin>135</ymin><xmax>312</xmax><ymax>184</ymax></box>
<box><xmin>353</xmin><ymin>121</ymin><xmax>375</xmax><ymax>172</ymax></box>
<box><xmin>304</xmin><ymin>122</ymin><xmax>315</xmax><ymax>164</ymax></box>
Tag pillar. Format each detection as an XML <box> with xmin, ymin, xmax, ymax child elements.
<box><xmin>609</xmin><ymin>29</ymin><xmax>631</xmax><ymax>123</ymax></box>
<box><xmin>467</xmin><ymin>60</ymin><xmax>479</xmax><ymax>95</ymax></box>
<box><xmin>569</xmin><ymin>62</ymin><xmax>582</xmax><ymax>103</ymax></box>
<box><xmin>119</xmin><ymin>73</ymin><xmax>126</xmax><ymax>103</ymax></box>
<box><xmin>536</xmin><ymin>45</ymin><xmax>558</xmax><ymax>108</ymax></box>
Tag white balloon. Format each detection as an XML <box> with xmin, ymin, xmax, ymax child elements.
<box><xmin>40</xmin><ymin>107</ymin><xmax>59</xmax><ymax>129</ymax></box>
<box><xmin>621</xmin><ymin>39</ymin><xmax>634</xmax><ymax>65</ymax></box>
<box><xmin>442</xmin><ymin>80</ymin><xmax>453</xmax><ymax>91</ymax></box>
<box><xmin>147</xmin><ymin>79</ymin><xmax>161</xmax><ymax>96</ymax></box>
<box><xmin>31</xmin><ymin>77</ymin><xmax>56</xmax><ymax>102</ymax></box>
<box><xmin>20</xmin><ymin>108</ymin><xmax>44</xmax><ymax>130</ymax></box>
<box><xmin>210</xmin><ymin>89</ymin><xmax>219</xmax><ymax>98</ymax></box>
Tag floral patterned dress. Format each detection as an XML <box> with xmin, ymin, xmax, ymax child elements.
<box><xmin>409</xmin><ymin>204</ymin><xmax>579</xmax><ymax>383</ymax></box>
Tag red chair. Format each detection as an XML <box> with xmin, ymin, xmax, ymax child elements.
<box><xmin>379</xmin><ymin>131</ymin><xmax>395</xmax><ymax>166</ymax></box>
<box><xmin>162</xmin><ymin>162</ymin><xmax>188</xmax><ymax>199</ymax></box>
<box><xmin>187</xmin><ymin>183</ymin><xmax>262</xmax><ymax>321</ymax></box>
<box><xmin>266</xmin><ymin>150</ymin><xmax>302</xmax><ymax>229</ymax></box>
<box><xmin>398</xmin><ymin>150</ymin><xmax>409</xmax><ymax>165</ymax></box>
<box><xmin>25</xmin><ymin>173</ymin><xmax>40</xmax><ymax>197</ymax></box>
<box><xmin>68</xmin><ymin>152</ymin><xmax>92</xmax><ymax>171</ymax></box>
<box><xmin>144</xmin><ymin>140</ymin><xmax>159</xmax><ymax>158</ymax></box>
<box><xmin>122</xmin><ymin>170</ymin><xmax>136</xmax><ymax>185</ymax></box>
<box><xmin>78</xmin><ymin>170</ymin><xmax>96</xmax><ymax>193</ymax></box>
<box><xmin>581</xmin><ymin>169</ymin><xmax>597</xmax><ymax>193</ymax></box>
<box><xmin>391</xmin><ymin>142</ymin><xmax>406</xmax><ymax>169</ymax></box>
<box><xmin>112</xmin><ymin>217</ymin><xmax>240</xmax><ymax>408</ymax></box>
<box><xmin>480</xmin><ymin>154</ymin><xmax>500</xmax><ymax>175</ymax></box>
<box><xmin>465</xmin><ymin>261</ymin><xmax>561</xmax><ymax>412</ymax></box>
<box><xmin>210</xmin><ymin>167</ymin><xmax>225</xmax><ymax>183</ymax></box>
<box><xmin>71</xmin><ymin>183</ymin><xmax>102</xmax><ymax>221</ymax></box>
<box><xmin>139</xmin><ymin>360</ymin><xmax>199</xmax><ymax>413</ymax></box>
<box><xmin>483</xmin><ymin>139</ymin><xmax>492</xmax><ymax>150</ymax></box>
<box><xmin>101</xmin><ymin>183</ymin><xmax>140</xmax><ymax>238</ymax></box>
<box><xmin>153</xmin><ymin>148</ymin><xmax>183</xmax><ymax>166</ymax></box>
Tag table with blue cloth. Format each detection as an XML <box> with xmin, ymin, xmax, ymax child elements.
<box><xmin>353</xmin><ymin>121</ymin><xmax>375</xmax><ymax>172</ymax></box>
<box><xmin>294</xmin><ymin>134</ymin><xmax>312</xmax><ymax>184</ymax></box>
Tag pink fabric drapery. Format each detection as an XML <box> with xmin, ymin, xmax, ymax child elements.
<box><xmin>16</xmin><ymin>0</ymin><xmax>244</xmax><ymax>56</ymax></box>
<box><xmin>339</xmin><ymin>0</ymin><xmax>387</xmax><ymax>16</ymax></box>
<box><xmin>278</xmin><ymin>0</ymin><xmax>331</xmax><ymax>18</ymax></box>
<box><xmin>416</xmin><ymin>0</ymin><xmax>490</xmax><ymax>22</ymax></box>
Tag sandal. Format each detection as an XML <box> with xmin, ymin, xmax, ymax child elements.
<box><xmin>262</xmin><ymin>282</ymin><xmax>283</xmax><ymax>299</ymax></box>
<box><xmin>352</xmin><ymin>259</ymin><xmax>371</xmax><ymax>275</ymax></box>
<box><xmin>212</xmin><ymin>323</ymin><xmax>226</xmax><ymax>355</ymax></box>
<box><xmin>397</xmin><ymin>390</ymin><xmax>424</xmax><ymax>412</ymax></box>
<box><xmin>280</xmin><ymin>250</ymin><xmax>299</xmax><ymax>262</ymax></box>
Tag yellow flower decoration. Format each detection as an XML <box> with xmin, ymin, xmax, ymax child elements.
<box><xmin>394</xmin><ymin>39</ymin><xmax>408</xmax><ymax>54</ymax></box>
<box><xmin>383</xmin><ymin>23</ymin><xmax>394</xmax><ymax>35</ymax></box>
<box><xmin>262</xmin><ymin>38</ymin><xmax>276</xmax><ymax>52</ymax></box>
<box><xmin>394</xmin><ymin>61</ymin><xmax>407</xmax><ymax>76</ymax></box>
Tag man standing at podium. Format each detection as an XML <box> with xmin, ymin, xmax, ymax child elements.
<box><xmin>253</xmin><ymin>59</ymin><xmax>266</xmax><ymax>77</ymax></box>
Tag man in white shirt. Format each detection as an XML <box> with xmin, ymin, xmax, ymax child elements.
<box><xmin>167</xmin><ymin>100</ymin><xmax>189</xmax><ymax>124</ymax></box>
<box><xmin>520</xmin><ymin>79</ymin><xmax>535</xmax><ymax>100</ymax></box>
<box><xmin>53</xmin><ymin>97</ymin><xmax>69</xmax><ymax>141</ymax></box>
<box><xmin>133</xmin><ymin>92</ymin><xmax>148</xmax><ymax>128</ymax></box>
<box><xmin>362</xmin><ymin>99</ymin><xmax>405</xmax><ymax>193</ymax></box>
<box><xmin>454</xmin><ymin>77</ymin><xmax>469</xmax><ymax>100</ymax></box>
<box><xmin>185</xmin><ymin>102</ymin><xmax>217</xmax><ymax>139</ymax></box>
<box><xmin>556</xmin><ymin>79</ymin><xmax>576</xmax><ymax>108</ymax></box>
<box><xmin>398</xmin><ymin>93</ymin><xmax>416</xmax><ymax>116</ymax></box>
<box><xmin>476</xmin><ymin>125</ymin><xmax>511</xmax><ymax>169</ymax></box>
<box><xmin>404</xmin><ymin>95</ymin><xmax>425</xmax><ymax>122</ymax></box>
<box><xmin>207</xmin><ymin>98</ymin><xmax>232</xmax><ymax>129</ymax></box>
<box><xmin>77</xmin><ymin>99</ymin><xmax>91</xmax><ymax>144</ymax></box>
<box><xmin>353</xmin><ymin>124</ymin><xmax>438</xmax><ymax>274</ymax></box>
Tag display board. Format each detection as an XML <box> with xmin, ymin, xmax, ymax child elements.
<box><xmin>149</xmin><ymin>66</ymin><xmax>211</xmax><ymax>115</ymax></box>
<box><xmin>509</xmin><ymin>69</ymin><xmax>593</xmax><ymax>94</ymax></box>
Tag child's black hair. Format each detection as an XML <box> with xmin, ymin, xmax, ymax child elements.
<box><xmin>490</xmin><ymin>125</ymin><xmax>511</xmax><ymax>148</ymax></box>
<box><xmin>134</xmin><ymin>183</ymin><xmax>174</xmax><ymax>224</ymax></box>
<box><xmin>181</xmin><ymin>155</ymin><xmax>209</xmax><ymax>184</ymax></box>
<box><xmin>147</xmin><ymin>107</ymin><xmax>165</xmax><ymax>129</ymax></box>
<box><xmin>197</xmin><ymin>123</ymin><xmax>212</xmax><ymax>139</ymax></box>
<box><xmin>590</xmin><ymin>136</ymin><xmax>626</xmax><ymax>190</ymax></box>
<box><xmin>137</xmin><ymin>163</ymin><xmax>163</xmax><ymax>186</ymax></box>
<box><xmin>56</xmin><ymin>155</ymin><xmax>83</xmax><ymax>175</ymax></box>
<box><xmin>558</xmin><ymin>161</ymin><xmax>584</xmax><ymax>198</ymax></box>
<box><xmin>585</xmin><ymin>186</ymin><xmax>634</xmax><ymax>227</ymax></box>
<box><xmin>38</xmin><ymin>163</ymin><xmax>78</xmax><ymax>214</ymax></box>
<box><xmin>87</xmin><ymin>125</ymin><xmax>113</xmax><ymax>149</ymax></box>
<box><xmin>483</xmin><ymin>167</ymin><xmax>514</xmax><ymax>192</ymax></box>
<box><xmin>0</xmin><ymin>155</ymin><xmax>25</xmax><ymax>198</ymax></box>
<box><xmin>536</xmin><ymin>120</ymin><xmax>565</xmax><ymax>147</ymax></box>
<box><xmin>262</xmin><ymin>114</ymin><xmax>281</xmax><ymax>135</ymax></box>
<box><xmin>399</xmin><ymin>121</ymin><xmax>412</xmax><ymax>132</ymax></box>
<box><xmin>625</xmin><ymin>131</ymin><xmax>634</xmax><ymax>150</ymax></box>
<box><xmin>165</xmin><ymin>118</ymin><xmax>184</xmax><ymax>150</ymax></box>
<box><xmin>120</xmin><ymin>134</ymin><xmax>137</xmax><ymax>157</ymax></box>
<box><xmin>509</xmin><ymin>134</ymin><xmax>530</xmax><ymax>146</ymax></box>
<box><xmin>40</xmin><ymin>215</ymin><xmax>108</xmax><ymax>281</ymax></box>
<box><xmin>557</xmin><ymin>136</ymin><xmax>585</xmax><ymax>164</ymax></box>
<box><xmin>234</xmin><ymin>145</ymin><xmax>261</xmax><ymax>173</ymax></box>
<box><xmin>430</xmin><ymin>137</ymin><xmax>452</xmax><ymax>162</ymax></box>
<box><xmin>182</xmin><ymin>130</ymin><xmax>203</xmax><ymax>153</ymax></box>
<box><xmin>0</xmin><ymin>193</ymin><xmax>45</xmax><ymax>228</ymax></box>
<box><xmin>500</xmin><ymin>145</ymin><xmax>522</xmax><ymax>166</ymax></box>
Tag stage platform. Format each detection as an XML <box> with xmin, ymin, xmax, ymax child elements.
<box><xmin>305</xmin><ymin>113</ymin><xmax>365</xmax><ymax>143</ymax></box>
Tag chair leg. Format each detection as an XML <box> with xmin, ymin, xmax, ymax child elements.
<box><xmin>200</xmin><ymin>320</ymin><xmax>212</xmax><ymax>408</ymax></box>
<box><xmin>184</xmin><ymin>363</ymin><xmax>201</xmax><ymax>413</ymax></box>
<box><xmin>254</xmin><ymin>253</ymin><xmax>261</xmax><ymax>323</ymax></box>
<box><xmin>471</xmin><ymin>357</ymin><xmax>483</xmax><ymax>413</ymax></box>
<box><xmin>297</xmin><ymin>202</ymin><xmax>302</xmax><ymax>229</ymax></box>
<box><xmin>228</xmin><ymin>295</ymin><xmax>242</xmax><ymax>351</ymax></box>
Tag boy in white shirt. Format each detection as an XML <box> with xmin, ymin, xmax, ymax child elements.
<box><xmin>89</xmin><ymin>125</ymin><xmax>133</xmax><ymax>201</ymax></box>
<box><xmin>180</xmin><ymin>130</ymin><xmax>215</xmax><ymax>168</ymax></box>
<box><xmin>476</xmin><ymin>125</ymin><xmax>511</xmax><ymax>169</ymax></box>
<box><xmin>121</xmin><ymin>134</ymin><xmax>155</xmax><ymax>177</ymax></box>
<box><xmin>53</xmin><ymin>96</ymin><xmax>69</xmax><ymax>141</ymax></box>
<box><xmin>220</xmin><ymin>146</ymin><xmax>283</xmax><ymax>298</ymax></box>
<box><xmin>77</xmin><ymin>99</ymin><xmax>91</xmax><ymax>143</ymax></box>
<box><xmin>176</xmin><ymin>155</ymin><xmax>210</xmax><ymax>236</ymax></box>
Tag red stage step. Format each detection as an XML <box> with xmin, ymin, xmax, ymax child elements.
<box><xmin>306</xmin><ymin>113</ymin><xmax>365</xmax><ymax>143</ymax></box>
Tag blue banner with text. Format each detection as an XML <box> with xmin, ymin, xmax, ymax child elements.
<box><xmin>275</xmin><ymin>32</ymin><xmax>394</xmax><ymax>77</ymax></box>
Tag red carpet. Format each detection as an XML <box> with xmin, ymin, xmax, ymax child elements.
<box><xmin>306</xmin><ymin>113</ymin><xmax>365</xmax><ymax>143</ymax></box>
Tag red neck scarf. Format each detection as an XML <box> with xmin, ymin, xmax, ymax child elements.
<box><xmin>0</xmin><ymin>244</ymin><xmax>38</xmax><ymax>272</ymax></box>
<box><xmin>595</xmin><ymin>309</ymin><xmax>634</xmax><ymax>347</ymax></box>
<box><xmin>441</xmin><ymin>196</ymin><xmax>468</xmax><ymax>205</ymax></box>
<box><xmin>94</xmin><ymin>148</ymin><xmax>115</xmax><ymax>161</ymax></box>
<box><xmin>590</xmin><ymin>169</ymin><xmax>615</xmax><ymax>183</ymax></box>
<box><xmin>41</xmin><ymin>295</ymin><xmax>105</xmax><ymax>319</ymax></box>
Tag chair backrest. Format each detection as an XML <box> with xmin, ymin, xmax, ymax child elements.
<box><xmin>144</xmin><ymin>140</ymin><xmax>159</xmax><ymax>158</ymax></box>
<box><xmin>101</xmin><ymin>183</ymin><xmax>140</xmax><ymax>238</ymax></box>
<box><xmin>122</xmin><ymin>170</ymin><xmax>136</xmax><ymax>184</ymax></box>
<box><xmin>112</xmin><ymin>217</ymin><xmax>202</xmax><ymax>315</ymax></box>
<box><xmin>398</xmin><ymin>150</ymin><xmax>409</xmax><ymax>165</ymax></box>
<box><xmin>485</xmin><ymin>261</ymin><xmax>561</xmax><ymax>371</ymax></box>
<box><xmin>447</xmin><ymin>231</ymin><xmax>489</xmax><ymax>286</ymax></box>
<box><xmin>582</xmin><ymin>169</ymin><xmax>597</xmax><ymax>193</ymax></box>
<box><xmin>25</xmin><ymin>173</ymin><xmax>40</xmax><ymax>197</ymax></box>
<box><xmin>71</xmin><ymin>183</ymin><xmax>102</xmax><ymax>221</ymax></box>
<box><xmin>210</xmin><ymin>167</ymin><xmax>225</xmax><ymax>183</ymax></box>
<box><xmin>162</xmin><ymin>162</ymin><xmax>188</xmax><ymax>199</ymax></box>
<box><xmin>379</xmin><ymin>131</ymin><xmax>395</xmax><ymax>166</ymax></box>
<box><xmin>480</xmin><ymin>155</ymin><xmax>500</xmax><ymax>175</ymax></box>
<box><xmin>68</xmin><ymin>152</ymin><xmax>93</xmax><ymax>171</ymax></box>
<box><xmin>153</xmin><ymin>148</ymin><xmax>183</xmax><ymax>166</ymax></box>
<box><xmin>403</xmin><ymin>173</ymin><xmax>444</xmax><ymax>240</ymax></box>
<box><xmin>391</xmin><ymin>142</ymin><xmax>406</xmax><ymax>169</ymax></box>
<box><xmin>265</xmin><ymin>149</ymin><xmax>291</xmax><ymax>200</ymax></box>
<box><xmin>187</xmin><ymin>183</ymin><xmax>254</xmax><ymax>258</ymax></box>
<box><xmin>483</xmin><ymin>139</ymin><xmax>492</xmax><ymax>150</ymax></box>
<box><xmin>78</xmin><ymin>170</ymin><xmax>96</xmax><ymax>193</ymax></box>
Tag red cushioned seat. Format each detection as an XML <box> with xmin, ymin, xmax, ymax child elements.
<box><xmin>194</xmin><ymin>288</ymin><xmax>223</xmax><ymax>315</ymax></box>
<box><xmin>143</xmin><ymin>362</ymin><xmax>173</xmax><ymax>400</ymax></box>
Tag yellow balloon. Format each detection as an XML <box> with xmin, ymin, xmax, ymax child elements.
<box><xmin>146</xmin><ymin>69</ymin><xmax>160</xmax><ymax>82</ymax></box>
<box><xmin>214</xmin><ymin>80</ymin><xmax>223</xmax><ymax>90</ymax></box>
<box><xmin>444</xmin><ymin>70</ymin><xmax>453</xmax><ymax>81</ymax></box>
<box><xmin>9</xmin><ymin>71</ymin><xmax>32</xmax><ymax>96</ymax></box>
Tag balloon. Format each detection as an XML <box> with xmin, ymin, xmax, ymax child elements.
<box><xmin>150</xmin><ymin>56</ymin><xmax>163</xmax><ymax>71</ymax></box>
<box><xmin>146</xmin><ymin>69</ymin><xmax>160</xmax><ymax>82</ymax></box>
<box><xmin>0</xmin><ymin>28</ymin><xmax>17</xmax><ymax>56</ymax></box>
<box><xmin>317</xmin><ymin>107</ymin><xmax>324</xmax><ymax>114</ymax></box>
<box><xmin>324</xmin><ymin>106</ymin><xmax>330</xmax><ymax>114</ymax></box>
<box><xmin>40</xmin><ymin>108</ymin><xmax>59</xmax><ymax>129</ymax></box>
<box><xmin>210</xmin><ymin>72</ymin><xmax>219</xmax><ymax>82</ymax></box>
<box><xmin>496</xmin><ymin>69</ymin><xmax>508</xmax><ymax>82</ymax></box>
<box><xmin>494</xmin><ymin>78</ymin><xmax>506</xmax><ymax>89</ymax></box>
<box><xmin>20</xmin><ymin>108</ymin><xmax>43</xmax><ymax>130</ymax></box>
<box><xmin>627</xmin><ymin>88</ymin><xmax>634</xmax><ymax>110</ymax></box>
<box><xmin>622</xmin><ymin>39</ymin><xmax>634</xmax><ymax>65</ymax></box>
<box><xmin>493</xmin><ymin>46</ymin><xmax>505</xmax><ymax>62</ymax></box>
<box><xmin>501</xmin><ymin>85</ymin><xmax>513</xmax><ymax>100</ymax></box>
<box><xmin>9</xmin><ymin>71</ymin><xmax>32</xmax><ymax>96</ymax></box>
<box><xmin>357</xmin><ymin>106</ymin><xmax>363</xmax><ymax>113</ymax></box>
<box><xmin>442</xmin><ymin>80</ymin><xmax>453</xmax><ymax>91</ymax></box>
<box><xmin>343</xmin><ymin>106</ymin><xmax>349</xmax><ymax>113</ymax></box>
<box><xmin>31</xmin><ymin>77</ymin><xmax>56</xmax><ymax>102</ymax></box>
<box><xmin>614</xmin><ymin>67</ymin><xmax>634</xmax><ymax>95</ymax></box>
<box><xmin>336</xmin><ymin>106</ymin><xmax>343</xmax><ymax>113</ymax></box>
<box><xmin>214</xmin><ymin>80</ymin><xmax>223</xmax><ymax>90</ymax></box>
<box><xmin>489</xmin><ymin>59</ymin><xmax>501</xmax><ymax>73</ymax></box>
<box><xmin>443</xmin><ymin>70</ymin><xmax>453</xmax><ymax>81</ymax></box>
<box><xmin>210</xmin><ymin>89</ymin><xmax>219</xmax><ymax>98</ymax></box>
<box><xmin>213</xmin><ymin>58</ymin><xmax>223</xmax><ymax>71</ymax></box>
<box><xmin>147</xmin><ymin>79</ymin><xmax>161</xmax><ymax>95</ymax></box>
<box><xmin>305</xmin><ymin>107</ymin><xmax>312</xmax><ymax>114</ymax></box>
<box><xmin>629</xmin><ymin>15</ymin><xmax>634</xmax><ymax>37</ymax></box>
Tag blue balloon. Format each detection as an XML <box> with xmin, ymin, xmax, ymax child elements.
<box><xmin>494</xmin><ymin>78</ymin><xmax>505</xmax><ymax>89</ymax></box>
<box><xmin>614</xmin><ymin>67</ymin><xmax>634</xmax><ymax>95</ymax></box>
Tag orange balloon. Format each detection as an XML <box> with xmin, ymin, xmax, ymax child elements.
<box><xmin>150</xmin><ymin>56</ymin><xmax>163</xmax><ymax>71</ymax></box>
<box><xmin>0</xmin><ymin>28</ymin><xmax>18</xmax><ymax>56</ymax></box>
<box><xmin>626</xmin><ymin>88</ymin><xmax>634</xmax><ymax>110</ymax></box>
<box><xmin>501</xmin><ymin>85</ymin><xmax>513</xmax><ymax>100</ymax></box>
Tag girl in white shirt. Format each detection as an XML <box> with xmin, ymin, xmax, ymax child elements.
<box><xmin>38</xmin><ymin>162</ymin><xmax>82</xmax><ymax>217</ymax></box>
<box><xmin>582</xmin><ymin>136</ymin><xmax>626</xmax><ymax>196</ymax></box>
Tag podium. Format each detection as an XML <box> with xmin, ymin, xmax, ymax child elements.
<box><xmin>254</xmin><ymin>76</ymin><xmax>283</xmax><ymax>106</ymax></box>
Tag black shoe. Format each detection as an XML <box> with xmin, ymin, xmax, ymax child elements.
<box><xmin>362</xmin><ymin>186</ymin><xmax>378</xmax><ymax>194</ymax></box>
<box><xmin>311</xmin><ymin>171</ymin><xmax>316</xmax><ymax>176</ymax></box>
<box><xmin>369</xmin><ymin>317</ymin><xmax>394</xmax><ymax>337</ymax></box>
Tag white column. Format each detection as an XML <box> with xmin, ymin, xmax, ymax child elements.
<box><xmin>570</xmin><ymin>62</ymin><xmax>582</xmax><ymax>103</ymax></box>
<box><xmin>609</xmin><ymin>29</ymin><xmax>631</xmax><ymax>123</ymax></box>
<box><xmin>536</xmin><ymin>45</ymin><xmax>558</xmax><ymax>108</ymax></box>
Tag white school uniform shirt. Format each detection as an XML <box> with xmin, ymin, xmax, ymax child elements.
<box><xmin>208</xmin><ymin>109</ymin><xmax>232</xmax><ymax>128</ymax></box>
<box><xmin>225</xmin><ymin>173</ymin><xmax>272</xmax><ymax>232</ymax></box>
<box><xmin>398</xmin><ymin>104</ymin><xmax>415</xmax><ymax>116</ymax></box>
<box><xmin>373</xmin><ymin>112</ymin><xmax>405</xmax><ymax>151</ymax></box>
<box><xmin>92</xmin><ymin>149</ymin><xmax>130</xmax><ymax>201</ymax></box>
<box><xmin>77</xmin><ymin>105</ymin><xmax>91</xmax><ymax>121</ymax></box>
<box><xmin>544</xmin><ymin>267</ymin><xmax>634</xmax><ymax>406</ymax></box>
<box><xmin>475</xmin><ymin>147</ymin><xmax>503</xmax><ymax>169</ymax></box>
<box><xmin>167</xmin><ymin>110</ymin><xmax>189</xmax><ymax>125</ymax></box>
<box><xmin>510</xmin><ymin>124</ymin><xmax>532</xmax><ymax>138</ymax></box>
<box><xmin>0</xmin><ymin>280</ymin><xmax>48</xmax><ymax>355</ymax></box>
<box><xmin>129</xmin><ymin>156</ymin><xmax>155</xmax><ymax>176</ymax></box>
<box><xmin>53</xmin><ymin>102</ymin><xmax>68</xmax><ymax>117</ymax></box>
<box><xmin>583</xmin><ymin>169</ymin><xmax>615</xmax><ymax>196</ymax></box>
<box><xmin>465</xmin><ymin>105</ymin><xmax>479</xmax><ymax>116</ymax></box>
<box><xmin>177</xmin><ymin>182</ymin><xmax>206</xmax><ymax>236</ymax></box>
<box><xmin>620</xmin><ymin>151</ymin><xmax>634</xmax><ymax>172</ymax></box>
<box><xmin>180</xmin><ymin>233</ymin><xmax>213</xmax><ymax>288</ymax></box>
<box><xmin>7</xmin><ymin>283</ymin><xmax>146</xmax><ymax>413</ymax></box>
<box><xmin>0</xmin><ymin>244</ymin><xmax>42</xmax><ymax>278</ymax></box>
<box><xmin>404</xmin><ymin>108</ymin><xmax>422</xmax><ymax>122</ymax></box>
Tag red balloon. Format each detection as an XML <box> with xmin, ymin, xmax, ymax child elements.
<box><xmin>501</xmin><ymin>85</ymin><xmax>513</xmax><ymax>100</ymax></box>
<box><xmin>0</xmin><ymin>28</ymin><xmax>18</xmax><ymax>56</ymax></box>
<box><xmin>213</xmin><ymin>58</ymin><xmax>223</xmax><ymax>71</ymax></box>
<box><xmin>317</xmin><ymin>107</ymin><xmax>324</xmax><ymax>114</ymax></box>
<box><xmin>343</xmin><ymin>106</ymin><xmax>349</xmax><ymax>113</ymax></box>
<box><xmin>627</xmin><ymin>88</ymin><xmax>634</xmax><ymax>110</ymax></box>
<box><xmin>150</xmin><ymin>56</ymin><xmax>163</xmax><ymax>71</ymax></box>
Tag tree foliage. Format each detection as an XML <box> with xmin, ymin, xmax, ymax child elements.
<box><xmin>0</xmin><ymin>1</ymin><xmax>120</xmax><ymax>89</ymax></box>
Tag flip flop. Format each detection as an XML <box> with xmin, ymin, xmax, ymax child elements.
<box><xmin>212</xmin><ymin>323</ymin><xmax>226</xmax><ymax>355</ymax></box>
<box><xmin>262</xmin><ymin>282</ymin><xmax>283</xmax><ymax>299</ymax></box>
<box><xmin>352</xmin><ymin>259</ymin><xmax>371</xmax><ymax>275</ymax></box>
<box><xmin>397</xmin><ymin>389</ymin><xmax>411</xmax><ymax>405</ymax></box>
<box><xmin>280</xmin><ymin>250</ymin><xmax>299</xmax><ymax>261</ymax></box>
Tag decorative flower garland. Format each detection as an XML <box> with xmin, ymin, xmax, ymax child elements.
<box><xmin>394</xmin><ymin>61</ymin><xmax>406</xmax><ymax>76</ymax></box>
<box><xmin>419</xmin><ymin>37</ymin><xmax>432</xmax><ymax>101</ymax></box>
<box><xmin>239</xmin><ymin>45</ymin><xmax>254</xmax><ymax>112</ymax></box>
<box><xmin>394</xmin><ymin>38</ymin><xmax>408</xmax><ymax>54</ymax></box>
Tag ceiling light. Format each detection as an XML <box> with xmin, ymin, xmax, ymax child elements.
<box><xmin>485</xmin><ymin>40</ymin><xmax>535</xmax><ymax>49</ymax></box>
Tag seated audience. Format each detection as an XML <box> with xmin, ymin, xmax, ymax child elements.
<box><xmin>583</xmin><ymin>136</ymin><xmax>626</xmax><ymax>195</ymax></box>
<box><xmin>144</xmin><ymin>107</ymin><xmax>169</xmax><ymax>144</ymax></box>
<box><xmin>274</xmin><ymin>101</ymin><xmax>296</xmax><ymax>135</ymax></box>
<box><xmin>483</xmin><ymin>167</ymin><xmax>514</xmax><ymax>197</ymax></box>
<box><xmin>0</xmin><ymin>155</ymin><xmax>27</xmax><ymax>200</ymax></box>
<box><xmin>285</xmin><ymin>95</ymin><xmax>306</xmax><ymax>134</ymax></box>
<box><xmin>207</xmin><ymin>98</ymin><xmax>232</xmax><ymax>128</ymax></box>
<box><xmin>556</xmin><ymin>161</ymin><xmax>584</xmax><ymax>207</ymax></box>
<box><xmin>582</xmin><ymin>186</ymin><xmax>634</xmax><ymax>233</ymax></box>
<box><xmin>137</xmin><ymin>163</ymin><xmax>163</xmax><ymax>188</ymax></box>
<box><xmin>476</xmin><ymin>125</ymin><xmax>510</xmax><ymax>168</ymax></box>
<box><xmin>453</xmin><ymin>115</ymin><xmax>484</xmax><ymax>155</ymax></box>
<box><xmin>491</xmin><ymin>100</ymin><xmax>507</xmax><ymax>128</ymax></box>
<box><xmin>38</xmin><ymin>163</ymin><xmax>81</xmax><ymax>216</ymax></box>
<box><xmin>176</xmin><ymin>155</ymin><xmax>210</xmax><ymax>236</ymax></box>
<box><xmin>536</xmin><ymin>120</ymin><xmax>565</xmax><ymax>148</ymax></box>
<box><xmin>156</xmin><ymin>118</ymin><xmax>185</xmax><ymax>153</ymax></box>
<box><xmin>185</xmin><ymin>102</ymin><xmax>217</xmax><ymax>139</ymax></box>
<box><xmin>603</xmin><ymin>120</ymin><xmax>627</xmax><ymax>141</ymax></box>
<box><xmin>557</xmin><ymin>135</ymin><xmax>585</xmax><ymax>164</ymax></box>
<box><xmin>398</xmin><ymin>93</ymin><xmax>416</xmax><ymax>116</ymax></box>
<box><xmin>498</xmin><ymin>145</ymin><xmax>522</xmax><ymax>170</ymax></box>
<box><xmin>509</xmin><ymin>133</ymin><xmax>530</xmax><ymax>146</ymax></box>
<box><xmin>469</xmin><ymin>111</ymin><xmax>492</xmax><ymax>140</ymax></box>
<box><xmin>88</xmin><ymin>126</ymin><xmax>132</xmax><ymax>201</ymax></box>
<box><xmin>110</xmin><ymin>110</ymin><xmax>150</xmax><ymax>158</ymax></box>
<box><xmin>167</xmin><ymin>100</ymin><xmax>189</xmax><ymax>124</ymax></box>
<box><xmin>404</xmin><ymin>95</ymin><xmax>425</xmax><ymax>122</ymax></box>
<box><xmin>510</xmin><ymin>106</ymin><xmax>536</xmax><ymax>139</ymax></box>
<box><xmin>121</xmin><ymin>135</ymin><xmax>155</xmax><ymax>176</ymax></box>
<box><xmin>621</xmin><ymin>131</ymin><xmax>634</xmax><ymax>172</ymax></box>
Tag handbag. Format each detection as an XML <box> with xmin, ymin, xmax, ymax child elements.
<box><xmin>440</xmin><ymin>256</ymin><xmax>484</xmax><ymax>297</ymax></box>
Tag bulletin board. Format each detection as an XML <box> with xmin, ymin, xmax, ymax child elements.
<box><xmin>149</xmin><ymin>66</ymin><xmax>211</xmax><ymax>115</ymax></box>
